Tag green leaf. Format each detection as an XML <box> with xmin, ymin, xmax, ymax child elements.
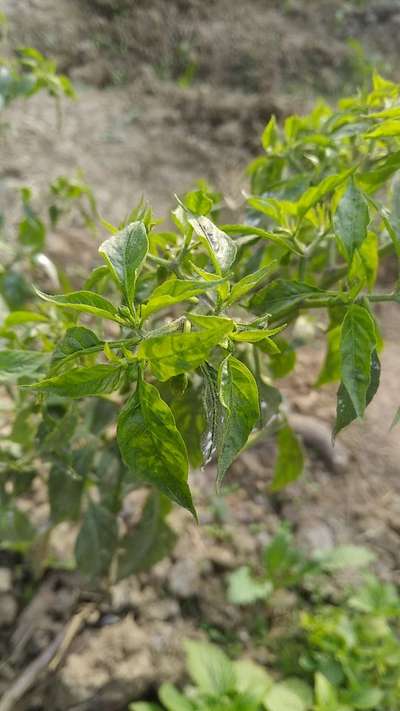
<box><xmin>247</xmin><ymin>155</ymin><xmax>285</xmax><ymax>194</ymax></box>
<box><xmin>315</xmin><ymin>326</ymin><xmax>341</xmax><ymax>386</ymax></box>
<box><xmin>141</xmin><ymin>277</ymin><xmax>222</xmax><ymax>320</ymax></box>
<box><xmin>314</xmin><ymin>672</ymin><xmax>339</xmax><ymax>711</ymax></box>
<box><xmin>0</xmin><ymin>505</ymin><xmax>35</xmax><ymax>551</ymax></box>
<box><xmin>359</xmin><ymin>150</ymin><xmax>400</xmax><ymax>192</ymax></box>
<box><xmin>271</xmin><ymin>425</ymin><xmax>304</xmax><ymax>491</ymax></box>
<box><xmin>334</xmin><ymin>349</ymin><xmax>380</xmax><ymax>438</ymax></box>
<box><xmin>220</xmin><ymin>224</ymin><xmax>300</xmax><ymax>254</ymax></box>
<box><xmin>200</xmin><ymin>362</ymin><xmax>223</xmax><ymax>465</ymax></box>
<box><xmin>247</xmin><ymin>196</ymin><xmax>297</xmax><ymax>224</ymax></box>
<box><xmin>334</xmin><ymin>182</ymin><xmax>370</xmax><ymax>261</ymax></box>
<box><xmin>217</xmin><ymin>356</ymin><xmax>260</xmax><ymax>485</ymax></box>
<box><xmin>84</xmin><ymin>264</ymin><xmax>111</xmax><ymax>290</ymax></box>
<box><xmin>183</xmin><ymin>189</ymin><xmax>213</xmax><ymax>215</ymax></box>
<box><xmin>318</xmin><ymin>545</ymin><xmax>375</xmax><ymax>571</ymax></box>
<box><xmin>48</xmin><ymin>463</ymin><xmax>84</xmax><ymax>523</ymax></box>
<box><xmin>250</xmin><ymin>280</ymin><xmax>326</xmax><ymax>318</ymax></box>
<box><xmin>267</xmin><ymin>337</ymin><xmax>296</xmax><ymax>378</ymax></box>
<box><xmin>169</xmin><ymin>381</ymin><xmax>206</xmax><ymax>468</ymax></box>
<box><xmin>225</xmin><ymin>265</ymin><xmax>275</xmax><ymax>306</ymax></box>
<box><xmin>4</xmin><ymin>311</ymin><xmax>48</xmax><ymax>326</ymax></box>
<box><xmin>189</xmin><ymin>216</ymin><xmax>237</xmax><ymax>273</ymax></box>
<box><xmin>18</xmin><ymin>215</ymin><xmax>45</xmax><ymax>252</ymax></box>
<box><xmin>264</xmin><ymin>678</ymin><xmax>313</xmax><ymax>711</ymax></box>
<box><xmin>35</xmin><ymin>288</ymin><xmax>123</xmax><ymax>323</ymax></box>
<box><xmin>99</xmin><ymin>220</ymin><xmax>148</xmax><ymax>309</ymax></box>
<box><xmin>0</xmin><ymin>350</ymin><xmax>49</xmax><ymax>382</ymax></box>
<box><xmin>263</xmin><ymin>526</ymin><xmax>305</xmax><ymax>586</ymax></box>
<box><xmin>364</xmin><ymin>120</ymin><xmax>400</xmax><ymax>138</ymax></box>
<box><xmin>159</xmin><ymin>683</ymin><xmax>194</xmax><ymax>711</ymax></box>
<box><xmin>339</xmin><ymin>305</ymin><xmax>377</xmax><ymax>418</ymax></box>
<box><xmin>189</xmin><ymin>262</ymin><xmax>223</xmax><ymax>282</ymax></box>
<box><xmin>75</xmin><ymin>502</ymin><xmax>118</xmax><ymax>578</ymax></box>
<box><xmin>188</xmin><ymin>313</ymin><xmax>233</xmax><ymax>332</ymax></box>
<box><xmin>0</xmin><ymin>270</ymin><xmax>33</xmax><ymax>310</ymax></box>
<box><xmin>130</xmin><ymin>704</ymin><xmax>162</xmax><ymax>711</ymax></box>
<box><xmin>184</xmin><ymin>640</ymin><xmax>236</xmax><ymax>696</ymax></box>
<box><xmin>137</xmin><ymin>318</ymin><xmax>233</xmax><ymax>381</ymax></box>
<box><xmin>367</xmin><ymin>105</ymin><xmax>400</xmax><ymax>120</ymax></box>
<box><xmin>382</xmin><ymin>212</ymin><xmax>400</xmax><ymax>259</ymax></box>
<box><xmin>234</xmin><ymin>660</ymin><xmax>273</xmax><ymax>702</ymax></box>
<box><xmin>261</xmin><ymin>115</ymin><xmax>278</xmax><ymax>151</ymax></box>
<box><xmin>37</xmin><ymin>408</ymin><xmax>78</xmax><ymax>454</ymax></box>
<box><xmin>231</xmin><ymin>325</ymin><xmax>285</xmax><ymax>344</ymax></box>
<box><xmin>346</xmin><ymin>688</ymin><xmax>384</xmax><ymax>710</ymax></box>
<box><xmin>117</xmin><ymin>493</ymin><xmax>177</xmax><ymax>580</ymax></box>
<box><xmin>117</xmin><ymin>378</ymin><xmax>195</xmax><ymax>515</ymax></box>
<box><xmin>52</xmin><ymin>326</ymin><xmax>102</xmax><ymax>365</ymax></box>
<box><xmin>227</xmin><ymin>566</ymin><xmax>272</xmax><ymax>605</ymax></box>
<box><xmin>28</xmin><ymin>363</ymin><xmax>123</xmax><ymax>398</ymax></box>
<box><xmin>297</xmin><ymin>168</ymin><xmax>353</xmax><ymax>218</ymax></box>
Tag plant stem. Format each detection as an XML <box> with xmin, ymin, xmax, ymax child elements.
<box><xmin>368</xmin><ymin>292</ymin><xmax>397</xmax><ymax>303</ymax></box>
<box><xmin>269</xmin><ymin>290</ymin><xmax>398</xmax><ymax>323</ymax></box>
<box><xmin>304</xmin><ymin>229</ymin><xmax>330</xmax><ymax>259</ymax></box>
<box><xmin>298</xmin><ymin>256</ymin><xmax>307</xmax><ymax>280</ymax></box>
<box><xmin>147</xmin><ymin>253</ymin><xmax>171</xmax><ymax>267</ymax></box>
<box><xmin>51</xmin><ymin>335</ymin><xmax>141</xmax><ymax>372</ymax></box>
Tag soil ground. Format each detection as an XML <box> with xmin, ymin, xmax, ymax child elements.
<box><xmin>1</xmin><ymin>1</ymin><xmax>400</xmax><ymax>708</ymax></box>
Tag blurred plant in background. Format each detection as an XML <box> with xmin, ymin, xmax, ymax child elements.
<box><xmin>133</xmin><ymin>542</ymin><xmax>400</xmax><ymax>711</ymax></box>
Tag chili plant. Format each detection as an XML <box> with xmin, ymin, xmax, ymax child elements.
<box><xmin>0</xmin><ymin>45</ymin><xmax>74</xmax><ymax>114</ymax></box>
<box><xmin>1</xmin><ymin>72</ymin><xmax>400</xmax><ymax>577</ymax></box>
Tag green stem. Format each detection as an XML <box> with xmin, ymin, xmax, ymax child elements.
<box><xmin>147</xmin><ymin>253</ymin><xmax>171</xmax><ymax>267</ymax></box>
<box><xmin>148</xmin><ymin>252</ymin><xmax>184</xmax><ymax>278</ymax></box>
<box><xmin>269</xmin><ymin>290</ymin><xmax>398</xmax><ymax>324</ymax></box>
<box><xmin>298</xmin><ymin>257</ymin><xmax>307</xmax><ymax>280</ymax></box>
<box><xmin>51</xmin><ymin>335</ymin><xmax>141</xmax><ymax>372</ymax></box>
<box><xmin>253</xmin><ymin>345</ymin><xmax>263</xmax><ymax>383</ymax></box>
<box><xmin>305</xmin><ymin>291</ymin><xmax>397</xmax><ymax>308</ymax></box>
<box><xmin>303</xmin><ymin>229</ymin><xmax>330</xmax><ymax>259</ymax></box>
<box><xmin>368</xmin><ymin>292</ymin><xmax>397</xmax><ymax>303</ymax></box>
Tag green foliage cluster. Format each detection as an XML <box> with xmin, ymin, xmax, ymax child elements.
<box><xmin>0</xmin><ymin>45</ymin><xmax>74</xmax><ymax>113</ymax></box>
<box><xmin>132</xmin><ymin>543</ymin><xmax>400</xmax><ymax>711</ymax></box>
<box><xmin>1</xmin><ymin>56</ymin><xmax>400</xmax><ymax>577</ymax></box>
<box><xmin>227</xmin><ymin>525</ymin><xmax>375</xmax><ymax>605</ymax></box>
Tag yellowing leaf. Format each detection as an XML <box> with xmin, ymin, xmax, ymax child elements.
<box><xmin>137</xmin><ymin>318</ymin><xmax>233</xmax><ymax>381</ymax></box>
<box><xmin>141</xmin><ymin>278</ymin><xmax>222</xmax><ymax>320</ymax></box>
<box><xmin>297</xmin><ymin>169</ymin><xmax>353</xmax><ymax>218</ymax></box>
<box><xmin>365</xmin><ymin>120</ymin><xmax>400</xmax><ymax>138</ymax></box>
<box><xmin>28</xmin><ymin>363</ymin><xmax>123</xmax><ymax>398</ymax></box>
<box><xmin>117</xmin><ymin>378</ymin><xmax>195</xmax><ymax>516</ymax></box>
